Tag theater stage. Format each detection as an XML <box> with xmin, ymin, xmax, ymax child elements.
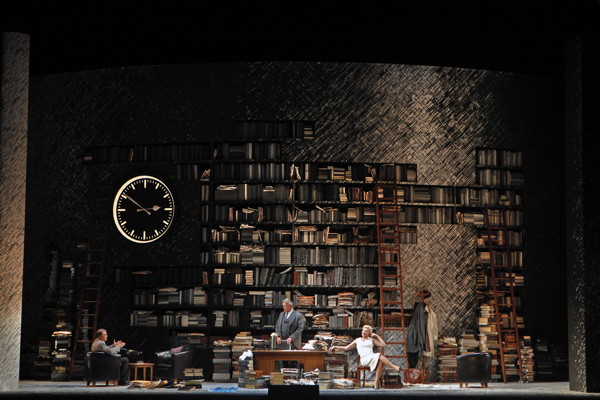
<box><xmin>1</xmin><ymin>381</ymin><xmax>599</xmax><ymax>400</ymax></box>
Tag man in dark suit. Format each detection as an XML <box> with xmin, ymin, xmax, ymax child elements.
<box><xmin>275</xmin><ymin>298</ymin><xmax>305</xmax><ymax>349</ymax></box>
<box><xmin>91</xmin><ymin>328</ymin><xmax>130</xmax><ymax>385</ymax></box>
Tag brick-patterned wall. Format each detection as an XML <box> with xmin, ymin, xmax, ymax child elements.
<box><xmin>0</xmin><ymin>33</ymin><xmax>29</xmax><ymax>391</ymax></box>
<box><xmin>21</xmin><ymin>62</ymin><xmax>564</xmax><ymax>380</ymax></box>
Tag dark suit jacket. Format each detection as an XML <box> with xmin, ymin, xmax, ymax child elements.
<box><xmin>275</xmin><ymin>309</ymin><xmax>305</xmax><ymax>349</ymax></box>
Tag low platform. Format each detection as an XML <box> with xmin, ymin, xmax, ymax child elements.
<box><xmin>0</xmin><ymin>380</ymin><xmax>598</xmax><ymax>400</ymax></box>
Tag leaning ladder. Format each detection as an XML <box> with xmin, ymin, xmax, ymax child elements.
<box><xmin>483</xmin><ymin>206</ymin><xmax>524</xmax><ymax>383</ymax></box>
<box><xmin>375</xmin><ymin>183</ymin><xmax>410</xmax><ymax>373</ymax></box>
<box><xmin>68</xmin><ymin>185</ymin><xmax>110</xmax><ymax>379</ymax></box>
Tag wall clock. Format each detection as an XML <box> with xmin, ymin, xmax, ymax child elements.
<box><xmin>112</xmin><ymin>175</ymin><xmax>175</xmax><ymax>243</ymax></box>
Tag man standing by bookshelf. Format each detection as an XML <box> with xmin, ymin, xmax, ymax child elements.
<box><xmin>91</xmin><ymin>328</ymin><xmax>130</xmax><ymax>385</ymax></box>
<box><xmin>275</xmin><ymin>299</ymin><xmax>305</xmax><ymax>349</ymax></box>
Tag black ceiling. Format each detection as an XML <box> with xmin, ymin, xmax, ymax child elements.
<box><xmin>0</xmin><ymin>1</ymin><xmax>594</xmax><ymax>78</ymax></box>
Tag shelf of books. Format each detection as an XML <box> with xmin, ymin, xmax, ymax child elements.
<box><xmin>470</xmin><ymin>148</ymin><xmax>531</xmax><ymax>383</ymax></box>
<box><xmin>88</xmin><ymin>132</ymin><xmax>532</xmax><ymax>385</ymax></box>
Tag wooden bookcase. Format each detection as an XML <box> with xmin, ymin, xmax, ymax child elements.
<box><xmin>83</xmin><ymin>130</ymin><xmax>529</xmax><ymax>383</ymax></box>
<box><xmin>472</xmin><ymin>148</ymin><xmax>530</xmax><ymax>383</ymax></box>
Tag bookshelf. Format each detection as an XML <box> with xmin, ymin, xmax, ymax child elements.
<box><xmin>85</xmin><ymin>132</ymin><xmax>529</xmax><ymax>383</ymax></box>
<box><xmin>471</xmin><ymin>148</ymin><xmax>529</xmax><ymax>383</ymax></box>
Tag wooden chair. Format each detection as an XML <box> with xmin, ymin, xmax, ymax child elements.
<box><xmin>353</xmin><ymin>346</ymin><xmax>380</xmax><ymax>388</ymax></box>
<box><xmin>355</xmin><ymin>359</ymin><xmax>370</xmax><ymax>388</ymax></box>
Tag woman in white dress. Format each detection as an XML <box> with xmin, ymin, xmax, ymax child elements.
<box><xmin>329</xmin><ymin>325</ymin><xmax>401</xmax><ymax>389</ymax></box>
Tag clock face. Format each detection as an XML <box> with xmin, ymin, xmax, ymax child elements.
<box><xmin>112</xmin><ymin>175</ymin><xmax>175</xmax><ymax>243</ymax></box>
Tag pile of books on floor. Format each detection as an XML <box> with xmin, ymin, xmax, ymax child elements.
<box><xmin>383</xmin><ymin>371</ymin><xmax>404</xmax><ymax>388</ymax></box>
<box><xmin>317</xmin><ymin>371</ymin><xmax>333</xmax><ymax>389</ymax></box>
<box><xmin>231</xmin><ymin>332</ymin><xmax>253</xmax><ymax>381</ymax></box>
<box><xmin>437</xmin><ymin>336</ymin><xmax>458</xmax><ymax>382</ymax></box>
<box><xmin>50</xmin><ymin>330</ymin><xmax>72</xmax><ymax>381</ymax></box>
<box><xmin>520</xmin><ymin>335</ymin><xmax>535</xmax><ymax>382</ymax></box>
<box><xmin>281</xmin><ymin>368</ymin><xmax>300</xmax><ymax>380</ymax></box>
<box><xmin>34</xmin><ymin>338</ymin><xmax>52</xmax><ymax>380</ymax></box>
<box><xmin>332</xmin><ymin>378</ymin><xmax>355</xmax><ymax>389</ymax></box>
<box><xmin>212</xmin><ymin>340</ymin><xmax>232</xmax><ymax>383</ymax></box>
<box><xmin>239</xmin><ymin>369</ymin><xmax>266</xmax><ymax>389</ymax></box>
<box><xmin>324</xmin><ymin>349</ymin><xmax>348</xmax><ymax>380</ymax></box>
<box><xmin>237</xmin><ymin>349</ymin><xmax>266</xmax><ymax>389</ymax></box>
<box><xmin>458</xmin><ymin>332</ymin><xmax>479</xmax><ymax>354</ymax></box>
<box><xmin>183</xmin><ymin>368</ymin><xmax>203</xmax><ymax>380</ymax></box>
<box><xmin>269</xmin><ymin>372</ymin><xmax>284</xmax><ymax>385</ymax></box>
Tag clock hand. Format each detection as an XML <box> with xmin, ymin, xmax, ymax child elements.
<box><xmin>123</xmin><ymin>194</ymin><xmax>151</xmax><ymax>215</ymax></box>
<box><xmin>137</xmin><ymin>205</ymin><xmax>162</xmax><ymax>212</ymax></box>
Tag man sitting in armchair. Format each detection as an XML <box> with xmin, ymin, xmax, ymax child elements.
<box><xmin>91</xmin><ymin>328</ymin><xmax>130</xmax><ymax>385</ymax></box>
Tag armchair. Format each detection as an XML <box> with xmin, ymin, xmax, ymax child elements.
<box><xmin>84</xmin><ymin>352</ymin><xmax>121</xmax><ymax>387</ymax></box>
<box><xmin>457</xmin><ymin>352</ymin><xmax>492</xmax><ymax>388</ymax></box>
<box><xmin>154</xmin><ymin>348</ymin><xmax>193</xmax><ymax>381</ymax></box>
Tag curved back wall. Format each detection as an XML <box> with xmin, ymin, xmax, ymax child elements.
<box><xmin>22</xmin><ymin>62</ymin><xmax>563</xmax><ymax>375</ymax></box>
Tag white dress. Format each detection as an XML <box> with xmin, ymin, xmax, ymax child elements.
<box><xmin>356</xmin><ymin>337</ymin><xmax>380</xmax><ymax>371</ymax></box>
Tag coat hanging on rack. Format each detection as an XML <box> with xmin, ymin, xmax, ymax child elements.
<box><xmin>406</xmin><ymin>290</ymin><xmax>438</xmax><ymax>367</ymax></box>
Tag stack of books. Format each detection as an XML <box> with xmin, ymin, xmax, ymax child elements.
<box><xmin>459</xmin><ymin>332</ymin><xmax>479</xmax><ymax>354</ymax></box>
<box><xmin>318</xmin><ymin>371</ymin><xmax>333</xmax><ymax>389</ymax></box>
<box><xmin>212</xmin><ymin>340</ymin><xmax>232</xmax><ymax>383</ymax></box>
<box><xmin>520</xmin><ymin>335</ymin><xmax>535</xmax><ymax>382</ymax></box>
<box><xmin>183</xmin><ymin>368</ymin><xmax>204</xmax><ymax>381</ymax></box>
<box><xmin>50</xmin><ymin>331</ymin><xmax>71</xmax><ymax>381</ymax></box>
<box><xmin>232</xmin><ymin>332</ymin><xmax>254</xmax><ymax>381</ymax></box>
<box><xmin>436</xmin><ymin>337</ymin><xmax>458</xmax><ymax>382</ymax></box>
<box><xmin>269</xmin><ymin>372</ymin><xmax>284</xmax><ymax>385</ymax></box>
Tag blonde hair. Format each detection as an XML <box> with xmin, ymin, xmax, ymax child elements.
<box><xmin>362</xmin><ymin>325</ymin><xmax>373</xmax><ymax>334</ymax></box>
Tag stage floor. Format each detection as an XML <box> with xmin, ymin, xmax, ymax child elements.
<box><xmin>0</xmin><ymin>380</ymin><xmax>599</xmax><ymax>399</ymax></box>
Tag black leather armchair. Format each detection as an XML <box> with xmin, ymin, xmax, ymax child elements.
<box><xmin>457</xmin><ymin>352</ymin><xmax>492</xmax><ymax>388</ymax></box>
<box><xmin>84</xmin><ymin>352</ymin><xmax>121</xmax><ymax>386</ymax></box>
<box><xmin>154</xmin><ymin>349</ymin><xmax>193</xmax><ymax>381</ymax></box>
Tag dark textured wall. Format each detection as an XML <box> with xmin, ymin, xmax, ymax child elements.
<box><xmin>21</xmin><ymin>63</ymin><xmax>564</xmax><ymax>377</ymax></box>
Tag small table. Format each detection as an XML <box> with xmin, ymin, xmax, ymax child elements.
<box><xmin>129</xmin><ymin>362</ymin><xmax>154</xmax><ymax>381</ymax></box>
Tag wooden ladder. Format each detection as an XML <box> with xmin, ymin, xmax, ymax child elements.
<box><xmin>68</xmin><ymin>185</ymin><xmax>110</xmax><ymax>379</ymax></box>
<box><xmin>483</xmin><ymin>206</ymin><xmax>524</xmax><ymax>383</ymax></box>
<box><xmin>375</xmin><ymin>183</ymin><xmax>409</xmax><ymax>372</ymax></box>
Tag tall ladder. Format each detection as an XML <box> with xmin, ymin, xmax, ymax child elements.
<box><xmin>68</xmin><ymin>185</ymin><xmax>111</xmax><ymax>379</ymax></box>
<box><xmin>483</xmin><ymin>206</ymin><xmax>524</xmax><ymax>383</ymax></box>
<box><xmin>375</xmin><ymin>183</ymin><xmax>409</xmax><ymax>373</ymax></box>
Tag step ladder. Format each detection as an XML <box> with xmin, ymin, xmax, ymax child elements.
<box><xmin>68</xmin><ymin>185</ymin><xmax>111</xmax><ymax>380</ymax></box>
<box><xmin>482</xmin><ymin>207</ymin><xmax>524</xmax><ymax>383</ymax></box>
<box><xmin>375</xmin><ymin>183</ymin><xmax>410</xmax><ymax>373</ymax></box>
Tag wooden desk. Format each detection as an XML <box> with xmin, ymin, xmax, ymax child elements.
<box><xmin>129</xmin><ymin>362</ymin><xmax>154</xmax><ymax>381</ymax></box>
<box><xmin>253</xmin><ymin>350</ymin><xmax>326</xmax><ymax>373</ymax></box>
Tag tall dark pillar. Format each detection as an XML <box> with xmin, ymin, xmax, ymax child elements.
<box><xmin>565</xmin><ymin>29</ymin><xmax>600</xmax><ymax>392</ymax></box>
<box><xmin>0</xmin><ymin>32</ymin><xmax>30</xmax><ymax>391</ymax></box>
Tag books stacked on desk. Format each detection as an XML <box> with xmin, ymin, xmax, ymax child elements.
<box><xmin>252</xmin><ymin>338</ymin><xmax>269</xmax><ymax>350</ymax></box>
